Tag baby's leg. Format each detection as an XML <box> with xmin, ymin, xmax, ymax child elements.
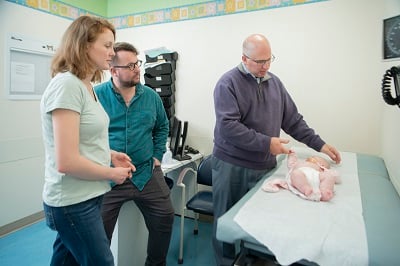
<box><xmin>290</xmin><ymin>169</ymin><xmax>313</xmax><ymax>196</ymax></box>
<box><xmin>319</xmin><ymin>175</ymin><xmax>336</xmax><ymax>201</ymax></box>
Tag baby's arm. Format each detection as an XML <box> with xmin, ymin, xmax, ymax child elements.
<box><xmin>287</xmin><ymin>151</ymin><xmax>298</xmax><ymax>169</ymax></box>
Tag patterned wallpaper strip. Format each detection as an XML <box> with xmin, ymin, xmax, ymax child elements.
<box><xmin>6</xmin><ymin>0</ymin><xmax>328</xmax><ymax>29</ymax></box>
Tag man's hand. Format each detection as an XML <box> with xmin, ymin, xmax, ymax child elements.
<box><xmin>320</xmin><ymin>144</ymin><xmax>341</xmax><ymax>164</ymax></box>
<box><xmin>270</xmin><ymin>137</ymin><xmax>290</xmax><ymax>155</ymax></box>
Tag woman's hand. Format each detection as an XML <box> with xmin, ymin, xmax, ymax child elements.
<box><xmin>111</xmin><ymin>151</ymin><xmax>136</xmax><ymax>172</ymax></box>
<box><xmin>110</xmin><ymin>167</ymin><xmax>133</xmax><ymax>184</ymax></box>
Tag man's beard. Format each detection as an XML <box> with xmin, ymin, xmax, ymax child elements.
<box><xmin>120</xmin><ymin>79</ymin><xmax>138</xmax><ymax>88</ymax></box>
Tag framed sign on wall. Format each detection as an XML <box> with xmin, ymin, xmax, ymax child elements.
<box><xmin>383</xmin><ymin>14</ymin><xmax>400</xmax><ymax>60</ymax></box>
<box><xmin>5</xmin><ymin>33</ymin><xmax>56</xmax><ymax>100</ymax></box>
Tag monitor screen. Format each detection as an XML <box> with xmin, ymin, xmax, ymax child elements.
<box><xmin>169</xmin><ymin>116</ymin><xmax>181</xmax><ymax>157</ymax></box>
<box><xmin>168</xmin><ymin>116</ymin><xmax>191</xmax><ymax>161</ymax></box>
<box><xmin>180</xmin><ymin>121</ymin><xmax>188</xmax><ymax>156</ymax></box>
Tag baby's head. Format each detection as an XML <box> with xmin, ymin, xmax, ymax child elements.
<box><xmin>306</xmin><ymin>156</ymin><xmax>330</xmax><ymax>169</ymax></box>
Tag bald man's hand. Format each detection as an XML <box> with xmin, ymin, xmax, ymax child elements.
<box><xmin>270</xmin><ymin>137</ymin><xmax>290</xmax><ymax>155</ymax></box>
<box><xmin>320</xmin><ymin>144</ymin><xmax>341</xmax><ymax>164</ymax></box>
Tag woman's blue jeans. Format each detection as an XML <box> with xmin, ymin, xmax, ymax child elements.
<box><xmin>43</xmin><ymin>195</ymin><xmax>114</xmax><ymax>266</ymax></box>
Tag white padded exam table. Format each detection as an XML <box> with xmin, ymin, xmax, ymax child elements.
<box><xmin>216</xmin><ymin>152</ymin><xmax>400</xmax><ymax>265</ymax></box>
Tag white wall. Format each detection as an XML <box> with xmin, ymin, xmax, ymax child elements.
<box><xmin>118</xmin><ymin>0</ymin><xmax>384</xmax><ymax>155</ymax></box>
<box><xmin>381</xmin><ymin>0</ymin><xmax>400</xmax><ymax>196</ymax></box>
<box><xmin>0</xmin><ymin>1</ymin><xmax>70</xmax><ymax>227</ymax></box>
<box><xmin>0</xmin><ymin>0</ymin><xmax>397</xmax><ymax>226</ymax></box>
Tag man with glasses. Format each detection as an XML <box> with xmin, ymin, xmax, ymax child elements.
<box><xmin>95</xmin><ymin>42</ymin><xmax>173</xmax><ymax>266</ymax></box>
<box><xmin>211</xmin><ymin>34</ymin><xmax>341</xmax><ymax>266</ymax></box>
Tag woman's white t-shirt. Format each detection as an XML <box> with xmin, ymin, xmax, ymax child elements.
<box><xmin>40</xmin><ymin>72</ymin><xmax>111</xmax><ymax>207</ymax></box>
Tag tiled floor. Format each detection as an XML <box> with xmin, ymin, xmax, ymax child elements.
<box><xmin>0</xmin><ymin>214</ymin><xmax>282</xmax><ymax>266</ymax></box>
<box><xmin>0</xmin><ymin>215</ymin><xmax>215</xmax><ymax>266</ymax></box>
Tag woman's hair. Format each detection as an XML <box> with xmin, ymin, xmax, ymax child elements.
<box><xmin>51</xmin><ymin>15</ymin><xmax>116</xmax><ymax>83</ymax></box>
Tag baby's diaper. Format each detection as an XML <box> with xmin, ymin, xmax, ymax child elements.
<box><xmin>287</xmin><ymin>167</ymin><xmax>321</xmax><ymax>201</ymax></box>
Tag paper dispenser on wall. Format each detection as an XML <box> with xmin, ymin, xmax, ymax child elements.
<box><xmin>145</xmin><ymin>48</ymin><xmax>178</xmax><ymax>69</ymax></box>
<box><xmin>145</xmin><ymin>50</ymin><xmax>178</xmax><ymax>62</ymax></box>
<box><xmin>150</xmin><ymin>84</ymin><xmax>175</xmax><ymax>97</ymax></box>
<box><xmin>144</xmin><ymin>61</ymin><xmax>174</xmax><ymax>76</ymax></box>
<box><xmin>144</xmin><ymin>72</ymin><xmax>176</xmax><ymax>87</ymax></box>
<box><xmin>144</xmin><ymin>48</ymin><xmax>178</xmax><ymax>121</ymax></box>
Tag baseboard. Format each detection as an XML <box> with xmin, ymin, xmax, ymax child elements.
<box><xmin>199</xmin><ymin>213</ymin><xmax>214</xmax><ymax>223</ymax></box>
<box><xmin>173</xmin><ymin>213</ymin><xmax>214</xmax><ymax>223</ymax></box>
<box><xmin>0</xmin><ymin>211</ymin><xmax>44</xmax><ymax>237</ymax></box>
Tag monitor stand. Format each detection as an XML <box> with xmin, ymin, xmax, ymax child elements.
<box><xmin>173</xmin><ymin>153</ymin><xmax>192</xmax><ymax>161</ymax></box>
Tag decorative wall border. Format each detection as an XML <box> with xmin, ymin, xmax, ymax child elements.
<box><xmin>6</xmin><ymin>0</ymin><xmax>328</xmax><ymax>29</ymax></box>
<box><xmin>5</xmin><ymin>0</ymin><xmax>100</xmax><ymax>19</ymax></box>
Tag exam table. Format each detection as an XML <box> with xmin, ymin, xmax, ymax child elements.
<box><xmin>216</xmin><ymin>152</ymin><xmax>400</xmax><ymax>265</ymax></box>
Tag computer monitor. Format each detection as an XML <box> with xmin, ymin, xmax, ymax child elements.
<box><xmin>169</xmin><ymin>116</ymin><xmax>191</xmax><ymax>161</ymax></box>
<box><xmin>169</xmin><ymin>116</ymin><xmax>181</xmax><ymax>157</ymax></box>
<box><xmin>177</xmin><ymin>121</ymin><xmax>191</xmax><ymax>160</ymax></box>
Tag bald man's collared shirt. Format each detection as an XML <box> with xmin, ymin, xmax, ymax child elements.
<box><xmin>240</xmin><ymin>62</ymin><xmax>271</xmax><ymax>83</ymax></box>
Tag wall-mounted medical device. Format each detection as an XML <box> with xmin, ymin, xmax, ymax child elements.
<box><xmin>381</xmin><ymin>66</ymin><xmax>400</xmax><ymax>108</ymax></box>
<box><xmin>383</xmin><ymin>15</ymin><xmax>400</xmax><ymax>60</ymax></box>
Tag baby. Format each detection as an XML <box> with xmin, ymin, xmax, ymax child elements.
<box><xmin>287</xmin><ymin>150</ymin><xmax>340</xmax><ymax>201</ymax></box>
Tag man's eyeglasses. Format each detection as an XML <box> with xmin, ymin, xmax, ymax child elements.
<box><xmin>244</xmin><ymin>54</ymin><xmax>275</xmax><ymax>65</ymax></box>
<box><xmin>113</xmin><ymin>60</ymin><xmax>143</xmax><ymax>71</ymax></box>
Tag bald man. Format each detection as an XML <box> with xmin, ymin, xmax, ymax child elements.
<box><xmin>211</xmin><ymin>33</ymin><xmax>341</xmax><ymax>265</ymax></box>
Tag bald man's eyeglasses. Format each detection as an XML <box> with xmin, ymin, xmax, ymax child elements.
<box><xmin>244</xmin><ymin>54</ymin><xmax>275</xmax><ymax>65</ymax></box>
<box><xmin>113</xmin><ymin>60</ymin><xmax>143</xmax><ymax>71</ymax></box>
